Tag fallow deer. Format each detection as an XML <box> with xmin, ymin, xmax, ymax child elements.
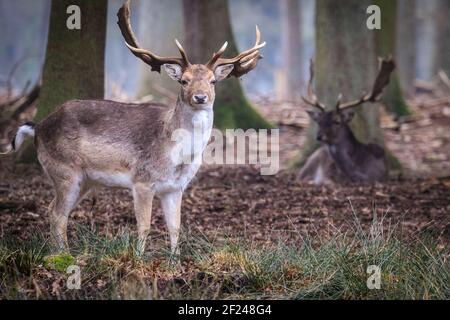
<box><xmin>299</xmin><ymin>58</ymin><xmax>395</xmax><ymax>184</ymax></box>
<box><xmin>2</xmin><ymin>0</ymin><xmax>265</xmax><ymax>254</ymax></box>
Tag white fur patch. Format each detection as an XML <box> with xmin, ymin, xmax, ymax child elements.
<box><xmin>313</xmin><ymin>165</ymin><xmax>325</xmax><ymax>185</ymax></box>
<box><xmin>14</xmin><ymin>124</ymin><xmax>35</xmax><ymax>150</ymax></box>
<box><xmin>191</xmin><ymin>109</ymin><xmax>213</xmax><ymax>153</ymax></box>
<box><xmin>161</xmin><ymin>108</ymin><xmax>213</xmax><ymax>194</ymax></box>
<box><xmin>86</xmin><ymin>170</ymin><xmax>133</xmax><ymax>188</ymax></box>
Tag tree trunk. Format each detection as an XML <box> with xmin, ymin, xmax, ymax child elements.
<box><xmin>416</xmin><ymin>0</ymin><xmax>440</xmax><ymax>81</ymax></box>
<box><xmin>396</xmin><ymin>0</ymin><xmax>416</xmax><ymax>97</ymax></box>
<box><xmin>280</xmin><ymin>0</ymin><xmax>303</xmax><ymax>102</ymax></box>
<box><xmin>137</xmin><ymin>0</ymin><xmax>183</xmax><ymax>104</ymax></box>
<box><xmin>296</xmin><ymin>0</ymin><xmax>400</xmax><ymax>171</ymax></box>
<box><xmin>435</xmin><ymin>0</ymin><xmax>450</xmax><ymax>76</ymax></box>
<box><xmin>20</xmin><ymin>0</ymin><xmax>107</xmax><ymax>162</ymax></box>
<box><xmin>374</xmin><ymin>0</ymin><xmax>411</xmax><ymax>117</ymax></box>
<box><xmin>182</xmin><ymin>0</ymin><xmax>272</xmax><ymax>130</ymax></box>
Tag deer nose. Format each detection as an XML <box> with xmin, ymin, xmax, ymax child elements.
<box><xmin>193</xmin><ymin>94</ymin><xmax>208</xmax><ymax>104</ymax></box>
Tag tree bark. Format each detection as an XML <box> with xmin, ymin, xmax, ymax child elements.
<box><xmin>416</xmin><ymin>0</ymin><xmax>439</xmax><ymax>81</ymax></box>
<box><xmin>20</xmin><ymin>0</ymin><xmax>107</xmax><ymax>162</ymax></box>
<box><xmin>435</xmin><ymin>0</ymin><xmax>450</xmax><ymax>76</ymax></box>
<box><xmin>374</xmin><ymin>0</ymin><xmax>411</xmax><ymax>117</ymax></box>
<box><xmin>137</xmin><ymin>0</ymin><xmax>183</xmax><ymax>103</ymax></box>
<box><xmin>396</xmin><ymin>0</ymin><xmax>416</xmax><ymax>97</ymax></box>
<box><xmin>280</xmin><ymin>0</ymin><xmax>303</xmax><ymax>102</ymax></box>
<box><xmin>296</xmin><ymin>0</ymin><xmax>400</xmax><ymax>171</ymax></box>
<box><xmin>36</xmin><ymin>0</ymin><xmax>107</xmax><ymax>121</ymax></box>
<box><xmin>182</xmin><ymin>0</ymin><xmax>272</xmax><ymax>130</ymax></box>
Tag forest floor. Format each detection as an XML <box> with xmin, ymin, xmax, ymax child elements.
<box><xmin>0</xmin><ymin>91</ymin><xmax>449</xmax><ymax>299</ymax></box>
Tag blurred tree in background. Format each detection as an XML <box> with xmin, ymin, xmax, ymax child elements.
<box><xmin>374</xmin><ymin>0</ymin><xmax>411</xmax><ymax>117</ymax></box>
<box><xmin>20</xmin><ymin>0</ymin><xmax>107</xmax><ymax>161</ymax></box>
<box><xmin>137</xmin><ymin>0</ymin><xmax>183</xmax><ymax>103</ymax></box>
<box><xmin>435</xmin><ymin>0</ymin><xmax>450</xmax><ymax>76</ymax></box>
<box><xmin>35</xmin><ymin>0</ymin><xmax>107</xmax><ymax>122</ymax></box>
<box><xmin>182</xmin><ymin>0</ymin><xmax>272</xmax><ymax>130</ymax></box>
<box><xmin>396</xmin><ymin>0</ymin><xmax>416</xmax><ymax>97</ymax></box>
<box><xmin>279</xmin><ymin>0</ymin><xmax>303</xmax><ymax>102</ymax></box>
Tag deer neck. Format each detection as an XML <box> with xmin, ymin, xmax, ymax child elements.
<box><xmin>165</xmin><ymin>94</ymin><xmax>214</xmax><ymax>155</ymax></box>
<box><xmin>171</xmin><ymin>94</ymin><xmax>213</xmax><ymax>131</ymax></box>
<box><xmin>328</xmin><ymin>125</ymin><xmax>360</xmax><ymax>160</ymax></box>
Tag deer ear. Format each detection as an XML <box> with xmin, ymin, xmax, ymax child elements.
<box><xmin>163</xmin><ymin>64</ymin><xmax>183</xmax><ymax>81</ymax></box>
<box><xmin>341</xmin><ymin>110</ymin><xmax>355</xmax><ymax>123</ymax></box>
<box><xmin>214</xmin><ymin>64</ymin><xmax>234</xmax><ymax>82</ymax></box>
<box><xmin>306</xmin><ymin>110</ymin><xmax>321</xmax><ymax>123</ymax></box>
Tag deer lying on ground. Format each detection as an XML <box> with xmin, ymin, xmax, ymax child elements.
<box><xmin>2</xmin><ymin>0</ymin><xmax>265</xmax><ymax>254</ymax></box>
<box><xmin>299</xmin><ymin>58</ymin><xmax>395</xmax><ymax>184</ymax></box>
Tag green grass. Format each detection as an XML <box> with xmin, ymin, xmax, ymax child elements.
<box><xmin>0</xmin><ymin>215</ymin><xmax>448</xmax><ymax>300</ymax></box>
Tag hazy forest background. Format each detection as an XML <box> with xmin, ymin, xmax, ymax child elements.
<box><xmin>1</xmin><ymin>0</ymin><xmax>450</xmax><ymax>168</ymax></box>
<box><xmin>1</xmin><ymin>0</ymin><xmax>449</xmax><ymax>99</ymax></box>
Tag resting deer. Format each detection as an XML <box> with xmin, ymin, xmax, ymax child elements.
<box><xmin>2</xmin><ymin>0</ymin><xmax>265</xmax><ymax>254</ymax></box>
<box><xmin>299</xmin><ymin>58</ymin><xmax>395</xmax><ymax>184</ymax></box>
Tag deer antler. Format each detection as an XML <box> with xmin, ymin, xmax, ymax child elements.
<box><xmin>117</xmin><ymin>0</ymin><xmax>190</xmax><ymax>72</ymax></box>
<box><xmin>338</xmin><ymin>58</ymin><xmax>396</xmax><ymax>111</ymax></box>
<box><xmin>207</xmin><ymin>25</ymin><xmax>266</xmax><ymax>78</ymax></box>
<box><xmin>301</xmin><ymin>59</ymin><xmax>326</xmax><ymax>112</ymax></box>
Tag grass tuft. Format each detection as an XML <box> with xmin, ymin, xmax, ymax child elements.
<box><xmin>0</xmin><ymin>214</ymin><xmax>448</xmax><ymax>300</ymax></box>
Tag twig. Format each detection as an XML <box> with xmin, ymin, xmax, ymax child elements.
<box><xmin>438</xmin><ymin>70</ymin><xmax>450</xmax><ymax>90</ymax></box>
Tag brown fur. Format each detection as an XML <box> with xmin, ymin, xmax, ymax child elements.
<box><xmin>31</xmin><ymin>60</ymin><xmax>239</xmax><ymax>254</ymax></box>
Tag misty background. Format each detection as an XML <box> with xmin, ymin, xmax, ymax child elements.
<box><xmin>1</xmin><ymin>0</ymin><xmax>445</xmax><ymax>101</ymax></box>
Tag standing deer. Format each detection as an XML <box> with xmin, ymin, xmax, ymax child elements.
<box><xmin>299</xmin><ymin>58</ymin><xmax>395</xmax><ymax>184</ymax></box>
<box><xmin>2</xmin><ymin>0</ymin><xmax>265</xmax><ymax>254</ymax></box>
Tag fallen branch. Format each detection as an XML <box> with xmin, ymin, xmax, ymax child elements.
<box><xmin>438</xmin><ymin>70</ymin><xmax>450</xmax><ymax>90</ymax></box>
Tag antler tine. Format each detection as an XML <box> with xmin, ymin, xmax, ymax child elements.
<box><xmin>301</xmin><ymin>59</ymin><xmax>326</xmax><ymax>112</ymax></box>
<box><xmin>335</xmin><ymin>93</ymin><xmax>343</xmax><ymax>111</ymax></box>
<box><xmin>117</xmin><ymin>0</ymin><xmax>189</xmax><ymax>72</ymax></box>
<box><xmin>174</xmin><ymin>39</ymin><xmax>190</xmax><ymax>65</ymax></box>
<box><xmin>207</xmin><ymin>25</ymin><xmax>266</xmax><ymax>78</ymax></box>
<box><xmin>206</xmin><ymin>41</ymin><xmax>228</xmax><ymax>68</ymax></box>
<box><xmin>339</xmin><ymin>57</ymin><xmax>396</xmax><ymax>111</ymax></box>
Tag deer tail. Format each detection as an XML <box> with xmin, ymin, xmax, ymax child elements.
<box><xmin>0</xmin><ymin>122</ymin><xmax>36</xmax><ymax>155</ymax></box>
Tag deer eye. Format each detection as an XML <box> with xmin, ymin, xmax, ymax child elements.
<box><xmin>210</xmin><ymin>79</ymin><xmax>217</xmax><ymax>85</ymax></box>
<box><xmin>180</xmin><ymin>79</ymin><xmax>189</xmax><ymax>86</ymax></box>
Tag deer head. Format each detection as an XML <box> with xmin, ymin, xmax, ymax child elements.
<box><xmin>117</xmin><ymin>0</ymin><xmax>265</xmax><ymax>110</ymax></box>
<box><xmin>302</xmin><ymin>58</ymin><xmax>396</xmax><ymax>144</ymax></box>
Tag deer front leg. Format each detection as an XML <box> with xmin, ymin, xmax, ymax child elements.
<box><xmin>132</xmin><ymin>184</ymin><xmax>155</xmax><ymax>255</ymax></box>
<box><xmin>160</xmin><ymin>190</ymin><xmax>183</xmax><ymax>255</ymax></box>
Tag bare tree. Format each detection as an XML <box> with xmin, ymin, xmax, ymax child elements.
<box><xmin>280</xmin><ymin>0</ymin><xmax>303</xmax><ymax>102</ymax></box>
<box><xmin>435</xmin><ymin>0</ymin><xmax>450</xmax><ymax>76</ymax></box>
<box><xmin>137</xmin><ymin>0</ymin><xmax>183</xmax><ymax>103</ymax></box>
<box><xmin>182</xmin><ymin>0</ymin><xmax>271</xmax><ymax>129</ymax></box>
<box><xmin>397</xmin><ymin>0</ymin><xmax>416</xmax><ymax>97</ymax></box>
<box><xmin>19</xmin><ymin>0</ymin><xmax>108</xmax><ymax>161</ymax></box>
<box><xmin>374</xmin><ymin>0</ymin><xmax>410</xmax><ymax>116</ymax></box>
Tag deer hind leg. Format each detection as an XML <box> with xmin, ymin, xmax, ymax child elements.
<box><xmin>160</xmin><ymin>190</ymin><xmax>182</xmax><ymax>255</ymax></box>
<box><xmin>299</xmin><ymin>147</ymin><xmax>325</xmax><ymax>182</ymax></box>
<box><xmin>48</xmin><ymin>173</ymin><xmax>85</xmax><ymax>253</ymax></box>
<box><xmin>132</xmin><ymin>184</ymin><xmax>155</xmax><ymax>255</ymax></box>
